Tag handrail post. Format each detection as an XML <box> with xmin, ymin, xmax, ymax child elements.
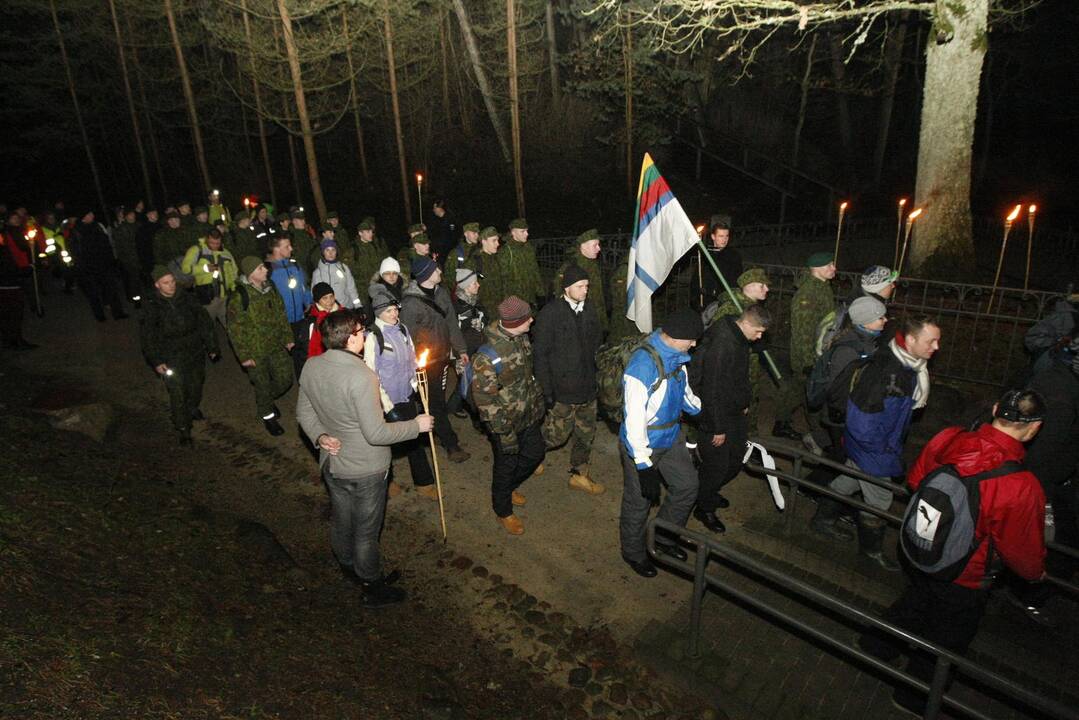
<box><xmin>686</xmin><ymin>543</ymin><xmax>708</xmax><ymax>659</ymax></box>
<box><xmin>787</xmin><ymin>455</ymin><xmax>804</xmax><ymax>533</ymax></box>
<box><xmin>924</xmin><ymin>656</ymin><xmax>952</xmax><ymax>719</ymax></box>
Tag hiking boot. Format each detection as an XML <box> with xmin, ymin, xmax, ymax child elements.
<box><xmin>771</xmin><ymin>421</ymin><xmax>801</xmax><ymax>441</ymax></box>
<box><xmin>693</xmin><ymin>508</ymin><xmax>726</xmax><ymax>534</ymax></box>
<box><xmin>263</xmin><ymin>417</ymin><xmax>285</xmax><ymax>436</ymax></box>
<box><xmin>568</xmin><ymin>471</ymin><xmax>605</xmax><ymax>495</ymax></box>
<box><xmin>654</xmin><ymin>542</ymin><xmax>688</xmax><ymax>562</ymax></box>
<box><xmin>511</xmin><ymin>491</ymin><xmax>526</xmax><ymax>506</ymax></box>
<box><xmin>1003</xmin><ymin>589</ymin><xmax>1057</xmax><ymax>628</ymax></box>
<box><xmin>713</xmin><ymin>492</ymin><xmax>730</xmax><ymax>509</ymax></box>
<box><xmin>191</xmin><ymin>408</ymin><xmax>205</xmax><ymax>421</ymax></box>
<box><xmin>387</xmin><ymin>480</ymin><xmax>403</xmax><ymax>498</ymax></box>
<box><xmin>857</xmin><ymin>518</ymin><xmax>900</xmax><ymax>572</ymax></box>
<box><xmin>415</xmin><ymin>484</ymin><xmax>440</xmax><ymax>501</ymax></box>
<box><xmin>531</xmin><ymin>462</ymin><xmax>545</xmax><ymax>477</ymax></box>
<box><xmin>446</xmin><ymin>446</ymin><xmax>470</xmax><ymax>463</ymax></box>
<box><xmin>497</xmin><ymin>513</ymin><xmax>525</xmax><ymax>535</ymax></box>
<box><xmin>623</xmin><ymin>555</ymin><xmax>657</xmax><ymax>578</ymax></box>
<box><xmin>802</xmin><ymin>432</ymin><xmax>824</xmax><ymax>456</ymax></box>
<box><xmin>360</xmin><ymin>579</ymin><xmax>406</xmax><ymax>608</ymax></box>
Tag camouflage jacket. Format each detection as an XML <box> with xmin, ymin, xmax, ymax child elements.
<box><xmin>465</xmin><ymin>250</ymin><xmax>506</xmax><ymax>315</ymax></box>
<box><xmin>554</xmin><ymin>251</ymin><xmax>607</xmax><ymax>330</ymax></box>
<box><xmin>342</xmin><ymin>237</ymin><xmax>388</xmax><ymax>290</ymax></box>
<box><xmin>471</xmin><ymin>321</ymin><xmax>545</xmax><ymax>437</ymax></box>
<box><xmin>606</xmin><ymin>258</ymin><xmax>637</xmax><ymax>343</ymax></box>
<box><xmin>139</xmin><ymin>289</ymin><xmax>218</xmax><ymax>365</ymax></box>
<box><xmin>712</xmin><ymin>288</ymin><xmax>752</xmax><ymax>323</ymax></box>
<box><xmin>112</xmin><ymin>221</ymin><xmax>140</xmax><ymax>270</ymax></box>
<box><xmin>789</xmin><ymin>273</ymin><xmax>836</xmax><ymax>372</ymax></box>
<box><xmin>290</xmin><ymin>228</ymin><xmax>318</xmax><ymax>274</ymax></box>
<box><xmin>226</xmin><ymin>279</ymin><xmax>293</xmax><ymax>361</ymax></box>
<box><xmin>499</xmin><ymin>239</ymin><xmax>544</xmax><ymax>304</ymax></box>
<box><xmin>443</xmin><ymin>240</ymin><xmax>477</xmax><ymax>287</ymax></box>
<box><xmin>396</xmin><ymin>247</ymin><xmax>429</xmax><ymax>282</ymax></box>
<box><xmin>153</xmin><ymin>226</ymin><xmax>190</xmax><ymax>265</ymax></box>
<box><xmin>229</xmin><ymin>226</ymin><xmax>262</xmax><ymax>262</ymax></box>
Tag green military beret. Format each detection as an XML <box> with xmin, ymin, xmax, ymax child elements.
<box><xmin>326</xmin><ymin>210</ymin><xmax>338</xmax><ymax>220</ymax></box>
<box><xmin>738</xmin><ymin>268</ymin><xmax>770</xmax><ymax>287</ymax></box>
<box><xmin>408</xmin><ymin>223</ymin><xmax>425</xmax><ymax>235</ymax></box>
<box><xmin>806</xmin><ymin>251</ymin><xmax>834</xmax><ymax>268</ymax></box>
<box><xmin>276</xmin><ymin>212</ymin><xmax>290</xmax><ymax>222</ymax></box>
<box><xmin>509</xmin><ymin>218</ymin><xmax>528</xmax><ymax>230</ymax></box>
<box><xmin>480</xmin><ymin>226</ymin><xmax>499</xmax><ymax>240</ymax></box>
<box><xmin>412</xmin><ymin>232</ymin><xmax>430</xmax><ymax>246</ymax></box>
<box><xmin>576</xmin><ymin>228</ymin><xmax>599</xmax><ymax>245</ymax></box>
<box><xmin>463</xmin><ymin>222</ymin><xmax>480</xmax><ymax>233</ymax></box>
<box><xmin>193</xmin><ymin>206</ymin><xmax>208</xmax><ymax>215</ymax></box>
<box><xmin>290</xmin><ymin>210</ymin><xmax>305</xmax><ymax>220</ymax></box>
<box><xmin>152</xmin><ymin>264</ymin><xmax>172</xmax><ymax>281</ymax></box>
<box><xmin>357</xmin><ymin>217</ymin><xmax>375</xmax><ymax>231</ymax></box>
<box><xmin>240</xmin><ymin>256</ymin><xmax>265</xmax><ymax>277</ymax></box>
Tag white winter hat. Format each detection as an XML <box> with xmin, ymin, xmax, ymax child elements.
<box><xmin>379</xmin><ymin>257</ymin><xmax>401</xmax><ymax>276</ymax></box>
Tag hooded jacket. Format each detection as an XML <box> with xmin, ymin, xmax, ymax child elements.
<box><xmin>269</xmin><ymin>258</ymin><xmax>311</xmax><ymax>323</ymax></box>
<box><xmin>399</xmin><ymin>281</ymin><xmax>467</xmax><ymax>363</ymax></box>
<box><xmin>907</xmin><ymin>422</ymin><xmax>1046</xmax><ymax>590</ymax></box>
<box><xmin>311</xmin><ymin>258</ymin><xmax>360</xmax><ymax>310</ymax></box>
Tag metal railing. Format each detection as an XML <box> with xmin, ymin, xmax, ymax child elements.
<box><xmin>745</xmin><ymin>436</ymin><xmax>1079</xmax><ymax>596</ymax></box>
<box><xmin>646</xmin><ymin>517</ymin><xmax>1078</xmax><ymax>720</ymax></box>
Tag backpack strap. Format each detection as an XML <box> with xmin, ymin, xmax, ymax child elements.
<box><xmin>370</xmin><ymin>324</ymin><xmax>386</xmax><ymax>354</ymax></box>
<box><xmin>968</xmin><ymin>461</ymin><xmax>1025</xmax><ymax>484</ymax></box>
<box><xmin>639</xmin><ymin>343</ymin><xmax>682</xmax><ymax>431</ymax></box>
<box><xmin>476</xmin><ymin>345</ymin><xmax>502</xmax><ymax>375</ymax></box>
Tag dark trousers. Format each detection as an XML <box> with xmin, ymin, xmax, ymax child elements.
<box><xmin>859</xmin><ymin>570</ymin><xmax>987</xmax><ymax>707</ymax></box>
<box><xmin>162</xmin><ymin>354</ymin><xmax>206</xmax><ymax>431</ymax></box>
<box><xmin>248</xmin><ymin>349</ymin><xmax>294</xmax><ymax>419</ymax></box>
<box><xmin>323</xmin><ymin>467</ymin><xmax>388</xmax><ymax>581</ymax></box>
<box><xmin>79</xmin><ymin>271</ymin><xmax>125</xmax><ymax>320</ymax></box>
<box><xmin>490</xmin><ymin>421</ymin><xmax>545</xmax><ymax>517</ymax></box>
<box><xmin>805</xmin><ymin>410</ymin><xmax>847</xmax><ymax>489</ymax></box>
<box><xmin>0</xmin><ymin>287</ymin><xmax>25</xmax><ymax>345</ymax></box>
<box><xmin>389</xmin><ymin>399</ymin><xmax>434</xmax><ymax>487</ymax></box>
<box><xmin>289</xmin><ymin>319</ymin><xmax>309</xmax><ymax>379</ymax></box>
<box><xmin>427</xmin><ymin>358</ymin><xmax>460</xmax><ymax>450</ymax></box>
<box><xmin>696</xmin><ymin>415</ymin><xmax>748</xmax><ymax>514</ymax></box>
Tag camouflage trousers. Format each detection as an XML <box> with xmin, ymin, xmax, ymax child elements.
<box><xmin>247</xmin><ymin>348</ymin><xmax>294</xmax><ymax>419</ymax></box>
<box><xmin>541</xmin><ymin>400</ymin><xmax>596</xmax><ymax>470</ymax></box>
<box><xmin>161</xmin><ymin>353</ymin><xmax>206</xmax><ymax>431</ymax></box>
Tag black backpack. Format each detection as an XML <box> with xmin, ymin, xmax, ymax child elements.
<box><xmin>899</xmin><ymin>461</ymin><xmax>1022</xmax><ymax>582</ymax></box>
<box><xmin>805</xmin><ymin>333</ymin><xmax>870</xmax><ymax>411</ymax></box>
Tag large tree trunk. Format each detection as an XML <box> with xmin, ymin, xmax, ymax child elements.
<box><xmin>910</xmin><ymin>0</ymin><xmax>987</xmax><ymax>272</ymax></box>
<box><xmin>277</xmin><ymin>0</ymin><xmax>327</xmax><ymax>221</ymax></box>
<box><xmin>163</xmin><ymin>0</ymin><xmax>211</xmax><ymax>191</ymax></box>
<box><xmin>439</xmin><ymin>10</ymin><xmax>452</xmax><ymax>122</ymax></box>
<box><xmin>49</xmin><ymin>0</ymin><xmax>108</xmax><ymax>217</ymax></box>
<box><xmin>126</xmin><ymin>11</ymin><xmax>168</xmax><ymax>202</ymax></box>
<box><xmin>828</xmin><ymin>32</ymin><xmax>854</xmax><ymax>187</ymax></box>
<box><xmin>107</xmin><ymin>0</ymin><xmax>152</xmax><ymax>206</ymax></box>
<box><xmin>546</xmin><ymin>0</ymin><xmax>561</xmax><ymax>109</ymax></box>
<box><xmin>623</xmin><ymin>19</ymin><xmax>634</xmax><ymax>198</ymax></box>
<box><xmin>240</xmin><ymin>0</ymin><xmax>276</xmax><ymax>207</ymax></box>
<box><xmin>383</xmin><ymin>2</ymin><xmax>412</xmax><ymax>226</ymax></box>
<box><xmin>447</xmin><ymin>21</ymin><xmax>473</xmax><ymax>136</ymax></box>
<box><xmin>341</xmin><ymin>9</ymin><xmax>370</xmax><ymax>189</ymax></box>
<box><xmin>507</xmin><ymin>0</ymin><xmax>525</xmax><ymax>215</ymax></box>
<box><xmin>451</xmin><ymin>0</ymin><xmax>513</xmax><ymax>165</ymax></box>
<box><xmin>873</xmin><ymin>15</ymin><xmax>908</xmax><ymax>186</ymax></box>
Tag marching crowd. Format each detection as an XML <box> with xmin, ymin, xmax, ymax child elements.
<box><xmin>3</xmin><ymin>193</ymin><xmax>1077</xmax><ymax>716</ymax></box>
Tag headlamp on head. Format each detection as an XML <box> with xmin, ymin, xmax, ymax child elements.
<box><xmin>994</xmin><ymin>390</ymin><xmax>1044</xmax><ymax>424</ymax></box>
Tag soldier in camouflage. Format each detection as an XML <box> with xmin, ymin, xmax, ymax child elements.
<box><xmin>227</xmin><ymin>256</ymin><xmax>295</xmax><ymax>436</ymax></box>
<box><xmin>395</xmin><ymin>232</ymin><xmax>432</xmax><ymax>283</ymax></box>
<box><xmin>289</xmin><ymin>210</ymin><xmax>318</xmax><ymax>274</ymax></box>
<box><xmin>606</xmin><ymin>256</ymin><xmax>639</xmax><ymax>343</ymax></box>
<box><xmin>773</xmin><ymin>251</ymin><xmax>836</xmax><ymax>440</ymax></box>
<box><xmin>153</xmin><ymin>210</ymin><xmax>189</xmax><ymax>267</ymax></box>
<box><xmin>229</xmin><ymin>212</ymin><xmax>261</xmax><ymax>261</ymax></box>
<box><xmin>113</xmin><ymin>208</ymin><xmax>142</xmax><ymax>302</ymax></box>
<box><xmin>444</xmin><ymin>221</ymin><xmax>479</xmax><ymax>286</ymax></box>
<box><xmin>188</xmin><ymin>206</ymin><xmax>214</xmax><ymax>248</ymax></box>
<box><xmin>342</xmin><ymin>217</ymin><xmax>388</xmax><ymax>291</ymax></box>
<box><xmin>466</xmin><ymin>226</ymin><xmax>506</xmax><ymax>313</ymax></box>
<box><xmin>471</xmin><ymin>296</ymin><xmax>546</xmax><ymax>536</ymax></box>
<box><xmin>553</xmin><ymin>228</ymin><xmax>607</xmax><ymax>332</ymax></box>
<box><xmin>499</xmin><ymin>218</ymin><xmax>544</xmax><ymax>306</ymax></box>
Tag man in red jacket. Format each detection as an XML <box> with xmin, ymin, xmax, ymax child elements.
<box><xmin>859</xmin><ymin>388</ymin><xmax>1047</xmax><ymax>716</ymax></box>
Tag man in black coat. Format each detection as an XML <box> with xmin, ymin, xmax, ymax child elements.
<box><xmin>688</xmin><ymin>304</ymin><xmax>771</xmax><ymax>532</ymax></box>
<box><xmin>136</xmin><ymin>209</ymin><xmax>161</xmax><ymax>292</ymax></box>
<box><xmin>69</xmin><ymin>211</ymin><xmax>128</xmax><ymax>322</ymax></box>
<box><xmin>533</xmin><ymin>264</ymin><xmax>605</xmax><ymax>495</ymax></box>
<box><xmin>691</xmin><ymin>214</ymin><xmax>743</xmax><ymax>311</ymax></box>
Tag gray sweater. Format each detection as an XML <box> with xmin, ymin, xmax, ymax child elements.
<box><xmin>297</xmin><ymin>348</ymin><xmax>420</xmax><ymax>479</ymax></box>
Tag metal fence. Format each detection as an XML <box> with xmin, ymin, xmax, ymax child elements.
<box><xmin>532</xmin><ymin>234</ymin><xmax>1072</xmax><ymax>388</ymax></box>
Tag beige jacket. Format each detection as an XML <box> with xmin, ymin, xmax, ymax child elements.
<box><xmin>297</xmin><ymin>349</ymin><xmax>420</xmax><ymax>478</ymax></box>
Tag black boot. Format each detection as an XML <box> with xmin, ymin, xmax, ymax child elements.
<box><xmin>857</xmin><ymin>516</ymin><xmax>900</xmax><ymax>572</ymax></box>
<box><xmin>810</xmin><ymin>498</ymin><xmax>854</xmax><ymax>541</ymax></box>
<box><xmin>263</xmin><ymin>417</ymin><xmax>285</xmax><ymax>436</ymax></box>
<box><xmin>178</xmin><ymin>428</ymin><xmax>193</xmax><ymax>447</ymax></box>
<box><xmin>771</xmin><ymin>421</ymin><xmax>801</xmax><ymax>441</ymax></box>
<box><xmin>361</xmin><ymin>578</ymin><xmax>406</xmax><ymax>608</ymax></box>
<box><xmin>191</xmin><ymin>408</ymin><xmax>205</xmax><ymax>421</ymax></box>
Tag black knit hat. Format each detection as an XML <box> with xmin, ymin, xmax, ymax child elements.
<box><xmin>562</xmin><ymin>264</ymin><xmax>589</xmax><ymax>289</ymax></box>
<box><xmin>662</xmin><ymin>308</ymin><xmax>704</xmax><ymax>341</ymax></box>
<box><xmin>312</xmin><ymin>282</ymin><xmax>334</xmax><ymax>303</ymax></box>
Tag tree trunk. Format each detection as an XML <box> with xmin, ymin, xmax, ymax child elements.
<box><xmin>791</xmin><ymin>34</ymin><xmax>817</xmax><ymax>169</ymax></box>
<box><xmin>828</xmin><ymin>32</ymin><xmax>854</xmax><ymax>186</ymax></box>
<box><xmin>623</xmin><ymin>19</ymin><xmax>634</xmax><ymax>198</ymax></box>
<box><xmin>910</xmin><ymin>0</ymin><xmax>987</xmax><ymax>272</ymax></box>
<box><xmin>49</xmin><ymin>0</ymin><xmax>108</xmax><ymax>218</ymax></box>
<box><xmin>973</xmin><ymin>51</ymin><xmax>994</xmax><ymax>187</ymax></box>
<box><xmin>341</xmin><ymin>10</ymin><xmax>370</xmax><ymax>189</ymax></box>
<box><xmin>236</xmin><ymin>62</ymin><xmax>256</xmax><ymax>181</ymax></box>
<box><xmin>240</xmin><ymin>0</ymin><xmax>276</xmax><ymax>207</ymax></box>
<box><xmin>546</xmin><ymin>0</ymin><xmax>561</xmax><ymax>109</ymax></box>
<box><xmin>451</xmin><ymin>0</ymin><xmax>512</xmax><ymax>165</ymax></box>
<box><xmin>383</xmin><ymin>2</ymin><xmax>412</xmax><ymax>226</ymax></box>
<box><xmin>873</xmin><ymin>15</ymin><xmax>908</xmax><ymax>186</ymax></box>
<box><xmin>506</xmin><ymin>0</ymin><xmax>525</xmax><ymax>216</ymax></box>
<box><xmin>271</xmin><ymin>22</ymin><xmax>303</xmax><ymax>205</ymax></box>
<box><xmin>163</xmin><ymin>0</ymin><xmax>211</xmax><ymax>191</ymax></box>
<box><xmin>276</xmin><ymin>0</ymin><xmax>327</xmax><ymax>221</ymax></box>
<box><xmin>107</xmin><ymin>0</ymin><xmax>152</xmax><ymax>206</ymax></box>
<box><xmin>447</xmin><ymin>21</ymin><xmax>473</xmax><ymax>137</ymax></box>
<box><xmin>439</xmin><ymin>10</ymin><xmax>452</xmax><ymax>123</ymax></box>
<box><xmin>125</xmin><ymin>11</ymin><xmax>168</xmax><ymax>203</ymax></box>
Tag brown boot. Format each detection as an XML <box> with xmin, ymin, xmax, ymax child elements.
<box><xmin>531</xmin><ymin>462</ymin><xmax>545</xmax><ymax>477</ymax></box>
<box><xmin>511</xmin><ymin>490</ymin><xmax>526</xmax><ymax>506</ymax></box>
<box><xmin>568</xmin><ymin>470</ymin><xmax>605</xmax><ymax>495</ymax></box>
<box><xmin>446</xmin><ymin>446</ymin><xmax>471</xmax><ymax>463</ymax></box>
<box><xmin>497</xmin><ymin>513</ymin><xmax>524</xmax><ymax>535</ymax></box>
<box><xmin>416</xmin><ymin>484</ymin><xmax>440</xmax><ymax>501</ymax></box>
<box><xmin>387</xmin><ymin>480</ymin><xmax>402</xmax><ymax>498</ymax></box>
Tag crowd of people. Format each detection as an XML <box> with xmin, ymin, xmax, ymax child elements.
<box><xmin>2</xmin><ymin>193</ymin><xmax>1075</xmax><ymax>716</ymax></box>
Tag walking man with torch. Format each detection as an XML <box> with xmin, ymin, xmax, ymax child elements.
<box><xmin>297</xmin><ymin>309</ymin><xmax>434</xmax><ymax>608</ymax></box>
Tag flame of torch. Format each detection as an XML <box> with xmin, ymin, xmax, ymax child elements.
<box><xmin>1006</xmin><ymin>204</ymin><xmax>1021</xmax><ymax>225</ymax></box>
<box><xmin>839</xmin><ymin>201</ymin><xmax>848</xmax><ymax>212</ymax></box>
<box><xmin>908</xmin><ymin>208</ymin><xmax>923</xmax><ymax>223</ymax></box>
<box><xmin>899</xmin><ymin>198</ymin><xmax>907</xmax><ymax>208</ymax></box>
<box><xmin>416</xmin><ymin>173</ymin><xmax>424</xmax><ymax>185</ymax></box>
<box><xmin>417</xmin><ymin>348</ymin><xmax>430</xmax><ymax>368</ymax></box>
<box><xmin>695</xmin><ymin>224</ymin><xmax>705</xmax><ymax>236</ymax></box>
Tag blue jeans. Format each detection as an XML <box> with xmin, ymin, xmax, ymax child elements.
<box><xmin>324</xmin><ymin>467</ymin><xmax>388</xmax><ymax>581</ymax></box>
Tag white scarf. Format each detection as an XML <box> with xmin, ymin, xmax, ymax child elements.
<box><xmin>889</xmin><ymin>337</ymin><xmax>931</xmax><ymax>410</ymax></box>
<box><xmin>564</xmin><ymin>295</ymin><xmax>584</xmax><ymax>314</ymax></box>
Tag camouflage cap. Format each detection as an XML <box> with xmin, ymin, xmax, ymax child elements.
<box><xmin>357</xmin><ymin>217</ymin><xmax>375</xmax><ymax>231</ymax></box>
<box><xmin>290</xmin><ymin>210</ymin><xmax>305</xmax><ymax>220</ymax></box>
<box><xmin>738</xmin><ymin>267</ymin><xmax>770</xmax><ymax>287</ymax></box>
<box><xmin>193</xmin><ymin>206</ymin><xmax>208</xmax><ymax>215</ymax></box>
<box><xmin>806</xmin><ymin>251</ymin><xmax>834</xmax><ymax>268</ymax></box>
<box><xmin>411</xmin><ymin>232</ymin><xmax>430</xmax><ymax>246</ymax></box>
<box><xmin>151</xmin><ymin>264</ymin><xmax>172</xmax><ymax>281</ymax></box>
<box><xmin>408</xmin><ymin>223</ymin><xmax>425</xmax><ymax>235</ymax></box>
<box><xmin>326</xmin><ymin>211</ymin><xmax>339</xmax><ymax>220</ymax></box>
<box><xmin>462</xmin><ymin>222</ymin><xmax>480</xmax><ymax>233</ymax></box>
<box><xmin>509</xmin><ymin>218</ymin><xmax>528</xmax><ymax>230</ymax></box>
<box><xmin>480</xmin><ymin>226</ymin><xmax>500</xmax><ymax>240</ymax></box>
<box><xmin>240</xmin><ymin>256</ymin><xmax>266</xmax><ymax>276</ymax></box>
<box><xmin>576</xmin><ymin>228</ymin><xmax>599</xmax><ymax>245</ymax></box>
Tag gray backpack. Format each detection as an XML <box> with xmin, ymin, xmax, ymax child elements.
<box><xmin>900</xmin><ymin>461</ymin><xmax>1022</xmax><ymax>581</ymax></box>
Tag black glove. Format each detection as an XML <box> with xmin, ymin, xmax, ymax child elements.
<box><xmin>384</xmin><ymin>408</ymin><xmax>402</xmax><ymax>422</ymax></box>
<box><xmin>545</xmin><ymin>396</ymin><xmax>556</xmax><ymax>410</ymax></box>
<box><xmin>638</xmin><ymin>466</ymin><xmax>662</xmax><ymax>504</ymax></box>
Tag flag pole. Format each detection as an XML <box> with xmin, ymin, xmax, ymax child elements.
<box><xmin>695</xmin><ymin>238</ymin><xmax>782</xmax><ymax>381</ymax></box>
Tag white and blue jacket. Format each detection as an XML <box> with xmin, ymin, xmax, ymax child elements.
<box><xmin>270</xmin><ymin>258</ymin><xmax>312</xmax><ymax>323</ymax></box>
<box><xmin>619</xmin><ymin>331</ymin><xmax>701</xmax><ymax>469</ymax></box>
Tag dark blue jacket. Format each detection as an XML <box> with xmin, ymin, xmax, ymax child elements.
<box><xmin>843</xmin><ymin>344</ymin><xmax>917</xmax><ymax>477</ymax></box>
<box><xmin>270</xmin><ymin>258</ymin><xmax>311</xmax><ymax>323</ymax></box>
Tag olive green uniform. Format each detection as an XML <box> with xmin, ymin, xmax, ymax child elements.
<box><xmin>444</xmin><ymin>241</ymin><xmax>477</xmax><ymax>287</ymax></box>
<box><xmin>499</xmin><ymin>239</ymin><xmax>544</xmax><ymax>305</ymax></box>
<box><xmin>342</xmin><ymin>236</ymin><xmax>388</xmax><ymax>291</ymax></box>
<box><xmin>290</xmin><ymin>228</ymin><xmax>318</xmax><ymax>275</ymax></box>
<box><xmin>229</xmin><ymin>226</ymin><xmax>262</xmax><ymax>261</ymax></box>
<box><xmin>226</xmin><ymin>280</ymin><xmax>294</xmax><ymax>420</ymax></box>
<box><xmin>465</xmin><ymin>250</ymin><xmax>506</xmax><ymax>317</ymax></box>
<box><xmin>554</xmin><ymin>251</ymin><xmax>607</xmax><ymax>331</ymax></box>
<box><xmin>139</xmin><ymin>290</ymin><xmax>219</xmax><ymax>431</ymax></box>
<box><xmin>606</xmin><ymin>258</ymin><xmax>638</xmax><ymax>343</ymax></box>
<box><xmin>153</xmin><ymin>225</ymin><xmax>189</xmax><ymax>266</ymax></box>
<box><xmin>113</xmin><ymin>220</ymin><xmax>141</xmax><ymax>291</ymax></box>
<box><xmin>776</xmin><ymin>272</ymin><xmax>835</xmax><ymax>424</ymax></box>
